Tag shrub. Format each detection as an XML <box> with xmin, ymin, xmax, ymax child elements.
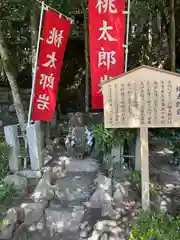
<box><xmin>127</xmin><ymin>171</ymin><xmax>160</xmax><ymax>198</ymax></box>
<box><xmin>0</xmin><ymin>137</ymin><xmax>16</xmax><ymax>203</ymax></box>
<box><xmin>0</xmin><ymin>138</ymin><xmax>10</xmax><ymax>180</ymax></box>
<box><xmin>129</xmin><ymin>210</ymin><xmax>180</xmax><ymax>240</ymax></box>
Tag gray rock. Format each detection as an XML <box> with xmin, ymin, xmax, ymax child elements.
<box><xmin>89</xmin><ymin>174</ymin><xmax>116</xmax><ymax>218</ymax></box>
<box><xmin>80</xmin><ymin>221</ymin><xmax>89</xmax><ymax>230</ymax></box>
<box><xmin>0</xmin><ymin>208</ymin><xmax>17</xmax><ymax>239</ymax></box>
<box><xmin>4</xmin><ymin>174</ymin><xmax>28</xmax><ymax>191</ymax></box>
<box><xmin>100</xmin><ymin>233</ymin><xmax>109</xmax><ymax>240</ymax></box>
<box><xmin>28</xmin><ymin>224</ymin><xmax>36</xmax><ymax>232</ymax></box>
<box><xmin>80</xmin><ymin>222</ymin><xmax>92</xmax><ymax>239</ymax></box>
<box><xmin>49</xmin><ymin>199</ymin><xmax>62</xmax><ymax>209</ymax></box>
<box><xmin>17</xmin><ymin>170</ymin><xmax>42</xmax><ymax>179</ymax></box>
<box><xmin>21</xmin><ymin>201</ymin><xmax>48</xmax><ymax>225</ymax></box>
<box><xmin>36</xmin><ymin>217</ymin><xmax>45</xmax><ymax>231</ymax></box>
<box><xmin>45</xmin><ymin>205</ymin><xmax>85</xmax><ymax>234</ymax></box>
<box><xmin>88</xmin><ymin>220</ymin><xmax>121</xmax><ymax>240</ymax></box>
<box><xmin>31</xmin><ymin>167</ymin><xmax>54</xmax><ymax>201</ymax></box>
<box><xmin>80</xmin><ymin>230</ymin><xmax>88</xmax><ymax>238</ymax></box>
<box><xmin>43</xmin><ymin>153</ymin><xmax>52</xmax><ymax>165</ymax></box>
<box><xmin>113</xmin><ymin>182</ymin><xmax>129</xmax><ymax>209</ymax></box>
<box><xmin>8</xmin><ymin>105</ymin><xmax>15</xmax><ymax>113</ymax></box>
<box><xmin>94</xmin><ymin>174</ymin><xmax>112</xmax><ymax>194</ymax></box>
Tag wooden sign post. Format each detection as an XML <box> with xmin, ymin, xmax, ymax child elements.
<box><xmin>102</xmin><ymin>65</ymin><xmax>180</xmax><ymax>210</ymax></box>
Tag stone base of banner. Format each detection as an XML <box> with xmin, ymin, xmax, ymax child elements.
<box><xmin>26</xmin><ymin>122</ymin><xmax>42</xmax><ymax>170</ymax></box>
<box><xmin>4</xmin><ymin>125</ymin><xmax>21</xmax><ymax>172</ymax></box>
<box><xmin>35</xmin><ymin>121</ymin><xmax>44</xmax><ymax>150</ymax></box>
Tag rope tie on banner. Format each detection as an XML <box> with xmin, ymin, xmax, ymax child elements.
<box><xmin>36</xmin><ymin>0</ymin><xmax>73</xmax><ymax>23</ymax></box>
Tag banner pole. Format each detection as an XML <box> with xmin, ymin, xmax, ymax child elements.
<box><xmin>124</xmin><ymin>0</ymin><xmax>131</xmax><ymax>73</ymax></box>
<box><xmin>27</xmin><ymin>1</ymin><xmax>45</xmax><ymax>126</ymax></box>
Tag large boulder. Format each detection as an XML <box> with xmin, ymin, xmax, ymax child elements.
<box><xmin>4</xmin><ymin>174</ymin><xmax>28</xmax><ymax>191</ymax></box>
<box><xmin>31</xmin><ymin>167</ymin><xmax>54</xmax><ymax>201</ymax></box>
<box><xmin>0</xmin><ymin>208</ymin><xmax>17</xmax><ymax>239</ymax></box>
<box><xmin>20</xmin><ymin>201</ymin><xmax>48</xmax><ymax>226</ymax></box>
<box><xmin>88</xmin><ymin>174</ymin><xmax>117</xmax><ymax>218</ymax></box>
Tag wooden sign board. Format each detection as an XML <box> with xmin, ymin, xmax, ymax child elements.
<box><xmin>102</xmin><ymin>65</ymin><xmax>180</xmax><ymax>129</ymax></box>
<box><xmin>102</xmin><ymin>65</ymin><xmax>180</xmax><ymax>211</ymax></box>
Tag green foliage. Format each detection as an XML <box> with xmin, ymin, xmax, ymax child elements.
<box><xmin>0</xmin><ymin>137</ymin><xmax>16</xmax><ymax>203</ymax></box>
<box><xmin>128</xmin><ymin>171</ymin><xmax>160</xmax><ymax>197</ymax></box>
<box><xmin>102</xmin><ymin>154</ymin><xmax>122</xmax><ymax>177</ymax></box>
<box><xmin>129</xmin><ymin>211</ymin><xmax>180</xmax><ymax>240</ymax></box>
<box><xmin>20</xmin><ymin>146</ymin><xmax>28</xmax><ymax>159</ymax></box>
<box><xmin>0</xmin><ymin>181</ymin><xmax>16</xmax><ymax>203</ymax></box>
<box><xmin>92</xmin><ymin>124</ymin><xmax>136</xmax><ymax>154</ymax></box>
<box><xmin>92</xmin><ymin>124</ymin><xmax>136</xmax><ymax>176</ymax></box>
<box><xmin>0</xmin><ymin>139</ymin><xmax>10</xmax><ymax>180</ymax></box>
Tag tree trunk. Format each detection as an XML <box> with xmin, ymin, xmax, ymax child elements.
<box><xmin>169</xmin><ymin>0</ymin><xmax>176</xmax><ymax>71</ymax></box>
<box><xmin>0</xmin><ymin>22</ymin><xmax>26</xmax><ymax>134</ymax></box>
<box><xmin>81</xmin><ymin>0</ymin><xmax>90</xmax><ymax>113</ymax></box>
<box><xmin>31</xmin><ymin>0</ymin><xmax>38</xmax><ymax>75</ymax></box>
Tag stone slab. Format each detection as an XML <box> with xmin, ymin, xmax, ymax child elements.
<box><xmin>45</xmin><ymin>205</ymin><xmax>85</xmax><ymax>234</ymax></box>
<box><xmin>66</xmin><ymin>157</ymin><xmax>99</xmax><ymax>174</ymax></box>
<box><xmin>55</xmin><ymin>174</ymin><xmax>94</xmax><ymax>203</ymax></box>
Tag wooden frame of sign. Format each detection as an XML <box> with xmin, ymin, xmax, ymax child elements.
<box><xmin>102</xmin><ymin>65</ymin><xmax>180</xmax><ymax>210</ymax></box>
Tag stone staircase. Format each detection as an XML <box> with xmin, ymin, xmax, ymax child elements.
<box><xmin>27</xmin><ymin>156</ymin><xmax>99</xmax><ymax>240</ymax></box>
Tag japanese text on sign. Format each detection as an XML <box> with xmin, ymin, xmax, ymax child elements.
<box><xmin>103</xmin><ymin>66</ymin><xmax>180</xmax><ymax>128</ymax></box>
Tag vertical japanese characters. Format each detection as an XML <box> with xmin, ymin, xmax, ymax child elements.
<box><xmin>176</xmin><ymin>86</ymin><xmax>180</xmax><ymax>116</ymax></box>
<box><xmin>32</xmin><ymin>10</ymin><xmax>70</xmax><ymax>122</ymax></box>
<box><xmin>167</xmin><ymin>81</ymin><xmax>172</xmax><ymax>124</ymax></box>
<box><xmin>89</xmin><ymin>0</ymin><xmax>126</xmax><ymax>109</ymax></box>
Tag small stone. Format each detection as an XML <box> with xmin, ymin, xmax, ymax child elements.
<box><xmin>113</xmin><ymin>188</ymin><xmax>123</xmax><ymax>208</ymax></box>
<box><xmin>43</xmin><ymin>154</ymin><xmax>52</xmax><ymax>165</ymax></box>
<box><xmin>95</xmin><ymin>220</ymin><xmax>117</xmax><ymax>230</ymax></box>
<box><xmin>100</xmin><ymin>233</ymin><xmax>109</xmax><ymax>240</ymax></box>
<box><xmin>9</xmin><ymin>105</ymin><xmax>15</xmax><ymax>113</ymax></box>
<box><xmin>28</xmin><ymin>224</ymin><xmax>36</xmax><ymax>232</ymax></box>
<box><xmin>36</xmin><ymin>217</ymin><xmax>45</xmax><ymax>230</ymax></box>
<box><xmin>80</xmin><ymin>221</ymin><xmax>89</xmax><ymax>230</ymax></box>
<box><xmin>54</xmin><ymin>138</ymin><xmax>60</xmax><ymax>144</ymax></box>
<box><xmin>80</xmin><ymin>230</ymin><xmax>88</xmax><ymax>238</ymax></box>
<box><xmin>4</xmin><ymin>174</ymin><xmax>28</xmax><ymax>191</ymax></box>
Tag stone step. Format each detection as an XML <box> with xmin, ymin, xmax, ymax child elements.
<box><xmin>66</xmin><ymin>157</ymin><xmax>99</xmax><ymax>174</ymax></box>
<box><xmin>54</xmin><ymin>173</ymin><xmax>96</xmax><ymax>204</ymax></box>
<box><xmin>44</xmin><ymin>205</ymin><xmax>85</xmax><ymax>238</ymax></box>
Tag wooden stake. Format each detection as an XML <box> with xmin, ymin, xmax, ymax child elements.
<box><xmin>135</xmin><ymin>129</ymin><xmax>141</xmax><ymax>170</ymax></box>
<box><xmin>140</xmin><ymin>127</ymin><xmax>150</xmax><ymax>210</ymax></box>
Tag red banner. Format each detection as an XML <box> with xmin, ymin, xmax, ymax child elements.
<box><xmin>89</xmin><ymin>0</ymin><xmax>126</xmax><ymax>109</ymax></box>
<box><xmin>32</xmin><ymin>10</ymin><xmax>70</xmax><ymax>122</ymax></box>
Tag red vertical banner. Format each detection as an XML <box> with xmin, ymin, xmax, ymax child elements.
<box><xmin>32</xmin><ymin>10</ymin><xmax>71</xmax><ymax>122</ymax></box>
<box><xmin>88</xmin><ymin>0</ymin><xmax>126</xmax><ymax>109</ymax></box>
